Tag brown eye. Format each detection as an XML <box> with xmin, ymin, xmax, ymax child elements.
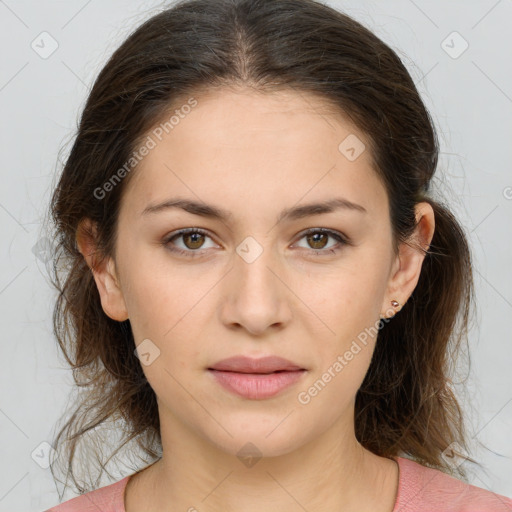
<box><xmin>294</xmin><ymin>228</ymin><xmax>348</xmax><ymax>255</ymax></box>
<box><xmin>306</xmin><ymin>232</ymin><xmax>329</xmax><ymax>250</ymax></box>
<box><xmin>182</xmin><ymin>231</ymin><xmax>205</xmax><ymax>250</ymax></box>
<box><xmin>164</xmin><ymin>228</ymin><xmax>216</xmax><ymax>257</ymax></box>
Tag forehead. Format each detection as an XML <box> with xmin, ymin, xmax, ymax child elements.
<box><xmin>120</xmin><ymin>87</ymin><xmax>387</xmax><ymax>223</ymax></box>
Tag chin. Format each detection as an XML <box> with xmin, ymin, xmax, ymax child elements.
<box><xmin>201</xmin><ymin>415</ymin><xmax>310</xmax><ymax>461</ymax></box>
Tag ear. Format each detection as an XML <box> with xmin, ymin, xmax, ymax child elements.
<box><xmin>380</xmin><ymin>202</ymin><xmax>435</xmax><ymax>318</ymax></box>
<box><xmin>76</xmin><ymin>218</ymin><xmax>129</xmax><ymax>322</ymax></box>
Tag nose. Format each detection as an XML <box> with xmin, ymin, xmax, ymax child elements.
<box><xmin>219</xmin><ymin>239</ymin><xmax>293</xmax><ymax>336</ymax></box>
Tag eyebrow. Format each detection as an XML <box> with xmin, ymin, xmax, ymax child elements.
<box><xmin>141</xmin><ymin>196</ymin><xmax>367</xmax><ymax>223</ymax></box>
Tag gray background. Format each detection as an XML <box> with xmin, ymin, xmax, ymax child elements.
<box><xmin>0</xmin><ymin>1</ymin><xmax>511</xmax><ymax>510</ymax></box>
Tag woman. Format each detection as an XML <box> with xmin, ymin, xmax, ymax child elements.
<box><xmin>44</xmin><ymin>0</ymin><xmax>512</xmax><ymax>510</ymax></box>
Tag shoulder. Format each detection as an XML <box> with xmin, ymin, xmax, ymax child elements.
<box><xmin>394</xmin><ymin>456</ymin><xmax>512</xmax><ymax>512</ymax></box>
<box><xmin>44</xmin><ymin>475</ymin><xmax>131</xmax><ymax>512</ymax></box>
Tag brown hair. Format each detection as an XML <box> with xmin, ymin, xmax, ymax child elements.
<box><xmin>46</xmin><ymin>0</ymin><xmax>480</xmax><ymax>495</ymax></box>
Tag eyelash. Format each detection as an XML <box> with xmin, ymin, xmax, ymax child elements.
<box><xmin>162</xmin><ymin>227</ymin><xmax>350</xmax><ymax>258</ymax></box>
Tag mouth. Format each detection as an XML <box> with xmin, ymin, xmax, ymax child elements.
<box><xmin>207</xmin><ymin>356</ymin><xmax>306</xmax><ymax>399</ymax></box>
<box><xmin>208</xmin><ymin>355</ymin><xmax>306</xmax><ymax>374</ymax></box>
<box><xmin>208</xmin><ymin>369</ymin><xmax>297</xmax><ymax>374</ymax></box>
<box><xmin>207</xmin><ymin>355</ymin><xmax>307</xmax><ymax>399</ymax></box>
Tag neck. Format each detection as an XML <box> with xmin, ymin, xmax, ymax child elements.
<box><xmin>126</xmin><ymin>408</ymin><xmax>399</xmax><ymax>512</ymax></box>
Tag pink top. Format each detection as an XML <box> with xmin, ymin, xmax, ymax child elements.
<box><xmin>45</xmin><ymin>456</ymin><xmax>512</xmax><ymax>511</ymax></box>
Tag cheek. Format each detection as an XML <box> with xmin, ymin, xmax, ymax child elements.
<box><xmin>122</xmin><ymin>262</ymin><xmax>211</xmax><ymax>366</ymax></box>
<box><xmin>303</xmin><ymin>261</ymin><xmax>387</xmax><ymax>330</ymax></box>
<box><xmin>294</xmin><ymin>256</ymin><xmax>391</xmax><ymax>382</ymax></box>
<box><xmin>124</xmin><ymin>271</ymin><xmax>206</xmax><ymax>408</ymax></box>
<box><xmin>120</xmin><ymin>249</ymin><xmax>192</xmax><ymax>335</ymax></box>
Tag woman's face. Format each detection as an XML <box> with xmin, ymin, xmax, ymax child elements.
<box><xmin>86</xmin><ymin>87</ymin><xmax>428</xmax><ymax>458</ymax></box>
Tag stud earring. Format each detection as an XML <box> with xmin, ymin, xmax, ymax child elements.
<box><xmin>380</xmin><ymin>299</ymin><xmax>401</xmax><ymax>321</ymax></box>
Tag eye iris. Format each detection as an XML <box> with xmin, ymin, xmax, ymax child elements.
<box><xmin>307</xmin><ymin>232</ymin><xmax>328</xmax><ymax>249</ymax></box>
<box><xmin>184</xmin><ymin>232</ymin><xmax>205</xmax><ymax>249</ymax></box>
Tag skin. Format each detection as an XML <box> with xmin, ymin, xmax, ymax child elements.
<box><xmin>77</xmin><ymin>87</ymin><xmax>435</xmax><ymax>512</ymax></box>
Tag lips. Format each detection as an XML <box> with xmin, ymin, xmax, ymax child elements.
<box><xmin>208</xmin><ymin>355</ymin><xmax>305</xmax><ymax>374</ymax></box>
<box><xmin>207</xmin><ymin>356</ymin><xmax>307</xmax><ymax>399</ymax></box>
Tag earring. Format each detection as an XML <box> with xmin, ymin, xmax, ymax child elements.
<box><xmin>380</xmin><ymin>299</ymin><xmax>401</xmax><ymax>320</ymax></box>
